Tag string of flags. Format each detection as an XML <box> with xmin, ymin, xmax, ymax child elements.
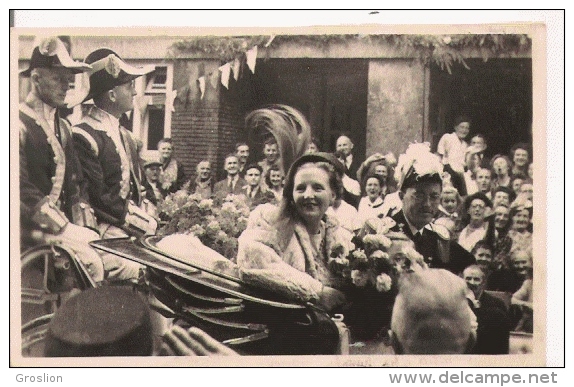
<box><xmin>194</xmin><ymin>37</ymin><xmax>269</xmax><ymax>100</ymax></box>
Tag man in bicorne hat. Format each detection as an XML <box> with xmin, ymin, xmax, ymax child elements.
<box><xmin>19</xmin><ymin>36</ymin><xmax>104</xmax><ymax>282</ymax></box>
<box><xmin>386</xmin><ymin>143</ymin><xmax>475</xmax><ymax>274</ymax></box>
<box><xmin>69</xmin><ymin>48</ymin><xmax>156</xmax><ymax>281</ymax></box>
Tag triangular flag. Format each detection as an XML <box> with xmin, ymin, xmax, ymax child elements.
<box><xmin>246</xmin><ymin>46</ymin><xmax>257</xmax><ymax>74</ymax></box>
<box><xmin>198</xmin><ymin>77</ymin><xmax>206</xmax><ymax>100</ymax></box>
<box><xmin>232</xmin><ymin>58</ymin><xmax>241</xmax><ymax>81</ymax></box>
<box><xmin>219</xmin><ymin>62</ymin><xmax>231</xmax><ymax>89</ymax></box>
<box><xmin>265</xmin><ymin>35</ymin><xmax>275</xmax><ymax>47</ymax></box>
<box><xmin>209</xmin><ymin>71</ymin><xmax>219</xmax><ymax>89</ymax></box>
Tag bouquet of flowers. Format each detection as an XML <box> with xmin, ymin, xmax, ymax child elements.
<box><xmin>157</xmin><ymin>191</ymin><xmax>250</xmax><ymax>261</ymax></box>
<box><xmin>328</xmin><ymin>216</ymin><xmax>427</xmax><ymax>294</ymax></box>
<box><xmin>327</xmin><ymin>217</ymin><xmax>400</xmax><ymax>293</ymax></box>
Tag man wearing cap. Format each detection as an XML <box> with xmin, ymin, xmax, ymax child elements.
<box><xmin>19</xmin><ymin>36</ymin><xmax>104</xmax><ymax>282</ymax></box>
<box><xmin>70</xmin><ymin>48</ymin><xmax>156</xmax><ymax>281</ymax></box>
<box><xmin>142</xmin><ymin>154</ymin><xmax>166</xmax><ymax>206</ymax></box>
<box><xmin>386</xmin><ymin>143</ymin><xmax>475</xmax><ymax>274</ymax></box>
<box><xmin>389</xmin><ymin>269</ymin><xmax>478</xmax><ymax>354</ymax></box>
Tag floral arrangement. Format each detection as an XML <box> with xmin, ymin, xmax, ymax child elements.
<box><xmin>156</xmin><ymin>191</ymin><xmax>250</xmax><ymax>261</ymax></box>
<box><xmin>327</xmin><ymin>217</ymin><xmax>415</xmax><ymax>293</ymax></box>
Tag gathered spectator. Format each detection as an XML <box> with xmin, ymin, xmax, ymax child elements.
<box><xmin>519</xmin><ymin>182</ymin><xmax>533</xmax><ymax>201</ymax></box>
<box><xmin>265</xmin><ymin>164</ymin><xmax>284</xmax><ymax>202</ymax></box>
<box><xmin>492</xmin><ymin>186</ymin><xmax>516</xmax><ymax>209</ymax></box>
<box><xmin>241</xmin><ymin>164</ymin><xmax>275</xmax><ymax>210</ymax></box>
<box><xmin>213</xmin><ymin>154</ymin><xmax>247</xmax><ymax>197</ymax></box>
<box><xmin>510</xmin><ymin>143</ymin><xmax>531</xmax><ymax>177</ymax></box>
<box><xmin>462</xmin><ymin>145</ymin><xmax>484</xmax><ymax>195</ymax></box>
<box><xmin>475</xmin><ymin>167</ymin><xmax>493</xmax><ymax>197</ymax></box>
<box><xmin>335</xmin><ymin>133</ymin><xmax>361</xmax><ymax>179</ymax></box>
<box><xmin>188</xmin><ymin>160</ymin><xmax>214</xmax><ymax>199</ymax></box>
<box><xmin>356</xmin><ymin>174</ymin><xmax>386</xmax><ymax>228</ymax></box>
<box><xmin>469</xmin><ymin>134</ymin><xmax>487</xmax><ymax>159</ymax></box>
<box><xmin>326</xmin><ymin>183</ymin><xmax>360</xmax><ymax>234</ymax></box>
<box><xmin>458</xmin><ymin>192</ymin><xmax>494</xmax><ymax>253</ymax></box>
<box><xmin>258</xmin><ymin>136</ymin><xmax>283</xmax><ymax>183</ymax></box>
<box><xmin>235</xmin><ymin>142</ymin><xmax>250</xmax><ymax>176</ymax></box>
<box><xmin>437</xmin><ymin>115</ymin><xmax>471</xmax><ymax>196</ymax></box>
<box><xmin>490</xmin><ymin>154</ymin><xmax>512</xmax><ymax>190</ymax></box>
<box><xmin>305</xmin><ymin>136</ymin><xmax>320</xmax><ymax>154</ymax></box>
<box><xmin>44</xmin><ymin>287</ymin><xmax>237</xmax><ymax>357</ymax></box>
<box><xmin>495</xmin><ymin>198</ymin><xmax>533</xmax><ymax>269</ymax></box>
<box><xmin>389</xmin><ymin>269</ymin><xmax>478</xmax><ymax>354</ymax></box>
<box><xmin>511</xmin><ymin>174</ymin><xmax>527</xmax><ymax>197</ymax></box>
<box><xmin>527</xmin><ymin>162</ymin><xmax>534</xmax><ymax>181</ymax></box>
<box><xmin>142</xmin><ymin>154</ymin><xmax>166</xmax><ymax>206</ymax></box>
<box><xmin>158</xmin><ymin>138</ymin><xmax>186</xmax><ymax>194</ymax></box>
<box><xmin>334</xmin><ymin>149</ymin><xmax>361</xmax><ymax>208</ymax></box>
<box><xmin>356</xmin><ymin>153</ymin><xmax>397</xmax><ymax>200</ymax></box>
<box><xmin>463</xmin><ymin>265</ymin><xmax>511</xmax><ymax>354</ymax></box>
<box><xmin>510</xmin><ymin>249</ymin><xmax>533</xmax><ymax>333</ymax></box>
<box><xmin>437</xmin><ymin>185</ymin><xmax>462</xmax><ymax>220</ymax></box>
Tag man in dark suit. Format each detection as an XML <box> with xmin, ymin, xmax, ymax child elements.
<box><xmin>213</xmin><ymin>154</ymin><xmax>247</xmax><ymax>198</ymax></box>
<box><xmin>71</xmin><ymin>47</ymin><xmax>156</xmax><ymax>281</ymax></box>
<box><xmin>335</xmin><ymin>134</ymin><xmax>361</xmax><ymax>179</ymax></box>
<box><xmin>19</xmin><ymin>36</ymin><xmax>104</xmax><ymax>282</ymax></box>
<box><xmin>388</xmin><ymin>144</ymin><xmax>475</xmax><ymax>274</ymax></box>
<box><xmin>463</xmin><ymin>265</ymin><xmax>511</xmax><ymax>354</ymax></box>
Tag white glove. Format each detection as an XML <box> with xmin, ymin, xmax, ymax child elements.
<box><xmin>45</xmin><ymin>223</ymin><xmax>104</xmax><ymax>282</ymax></box>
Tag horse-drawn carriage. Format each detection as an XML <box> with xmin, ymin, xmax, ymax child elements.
<box><xmin>21</xmin><ymin>236</ymin><xmax>348</xmax><ymax>356</ymax></box>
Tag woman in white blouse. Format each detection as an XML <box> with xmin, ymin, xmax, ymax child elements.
<box><xmin>356</xmin><ymin>174</ymin><xmax>386</xmax><ymax>228</ymax></box>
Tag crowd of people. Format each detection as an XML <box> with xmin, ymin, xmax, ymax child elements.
<box><xmin>19</xmin><ymin>36</ymin><xmax>535</xmax><ymax>357</ymax></box>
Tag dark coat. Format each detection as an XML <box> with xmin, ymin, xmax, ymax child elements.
<box><xmin>472</xmin><ymin>292</ymin><xmax>511</xmax><ymax>354</ymax></box>
<box><xmin>19</xmin><ymin>97</ymin><xmax>91</xmax><ymax>233</ymax></box>
<box><xmin>72</xmin><ymin>106</ymin><xmax>146</xmax><ymax>225</ymax></box>
<box><xmin>390</xmin><ymin>210</ymin><xmax>476</xmax><ymax>274</ymax></box>
<box><xmin>213</xmin><ymin>176</ymin><xmax>247</xmax><ymax>197</ymax></box>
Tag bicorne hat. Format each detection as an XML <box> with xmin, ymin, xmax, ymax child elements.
<box><xmin>20</xmin><ymin>36</ymin><xmax>91</xmax><ymax>77</ymax></box>
<box><xmin>66</xmin><ymin>48</ymin><xmax>154</xmax><ymax>107</ymax></box>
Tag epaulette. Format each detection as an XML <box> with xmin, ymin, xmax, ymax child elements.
<box><xmin>428</xmin><ymin>223</ymin><xmax>451</xmax><ymax>241</ymax></box>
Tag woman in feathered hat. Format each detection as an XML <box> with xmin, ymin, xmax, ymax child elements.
<box><xmin>236</xmin><ymin>105</ymin><xmax>354</xmax><ymax>312</ymax></box>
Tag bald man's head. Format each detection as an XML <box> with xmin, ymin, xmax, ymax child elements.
<box><xmin>390</xmin><ymin>269</ymin><xmax>477</xmax><ymax>354</ymax></box>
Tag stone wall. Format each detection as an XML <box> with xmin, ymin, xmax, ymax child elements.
<box><xmin>366</xmin><ymin>59</ymin><xmax>426</xmax><ymax>158</ymax></box>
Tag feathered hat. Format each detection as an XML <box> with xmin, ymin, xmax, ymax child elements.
<box><xmin>394</xmin><ymin>142</ymin><xmax>443</xmax><ymax>191</ymax></box>
<box><xmin>245</xmin><ymin>104</ymin><xmax>312</xmax><ymax>173</ymax></box>
<box><xmin>20</xmin><ymin>35</ymin><xmax>91</xmax><ymax>77</ymax></box>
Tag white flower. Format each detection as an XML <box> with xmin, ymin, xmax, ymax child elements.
<box><xmin>376</xmin><ymin>273</ymin><xmax>393</xmax><ymax>292</ymax></box>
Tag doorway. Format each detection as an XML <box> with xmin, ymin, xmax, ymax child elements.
<box><xmin>428</xmin><ymin>58</ymin><xmax>533</xmax><ymax>159</ymax></box>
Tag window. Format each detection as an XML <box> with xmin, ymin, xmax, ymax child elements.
<box><xmin>132</xmin><ymin>64</ymin><xmax>174</xmax><ymax>151</ymax></box>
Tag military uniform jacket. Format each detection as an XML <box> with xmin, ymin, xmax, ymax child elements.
<box><xmin>390</xmin><ymin>210</ymin><xmax>475</xmax><ymax>274</ymax></box>
<box><xmin>19</xmin><ymin>95</ymin><xmax>92</xmax><ymax>233</ymax></box>
<box><xmin>72</xmin><ymin>106</ymin><xmax>145</xmax><ymax>225</ymax></box>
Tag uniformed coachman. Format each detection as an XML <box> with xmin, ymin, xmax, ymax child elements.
<box><xmin>19</xmin><ymin>36</ymin><xmax>104</xmax><ymax>282</ymax></box>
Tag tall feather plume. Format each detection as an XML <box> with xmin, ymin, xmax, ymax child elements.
<box><xmin>245</xmin><ymin>104</ymin><xmax>311</xmax><ymax>173</ymax></box>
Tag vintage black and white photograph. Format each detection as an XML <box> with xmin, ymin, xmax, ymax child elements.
<box><xmin>10</xmin><ymin>11</ymin><xmax>554</xmax><ymax>368</ymax></box>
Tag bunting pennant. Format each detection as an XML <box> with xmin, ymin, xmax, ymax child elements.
<box><xmin>198</xmin><ymin>77</ymin><xmax>206</xmax><ymax>100</ymax></box>
<box><xmin>265</xmin><ymin>35</ymin><xmax>275</xmax><ymax>47</ymax></box>
<box><xmin>219</xmin><ymin>62</ymin><xmax>231</xmax><ymax>89</ymax></box>
<box><xmin>165</xmin><ymin>89</ymin><xmax>178</xmax><ymax>112</ymax></box>
<box><xmin>209</xmin><ymin>71</ymin><xmax>220</xmax><ymax>89</ymax></box>
<box><xmin>246</xmin><ymin>46</ymin><xmax>257</xmax><ymax>74</ymax></box>
<box><xmin>232</xmin><ymin>58</ymin><xmax>241</xmax><ymax>81</ymax></box>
